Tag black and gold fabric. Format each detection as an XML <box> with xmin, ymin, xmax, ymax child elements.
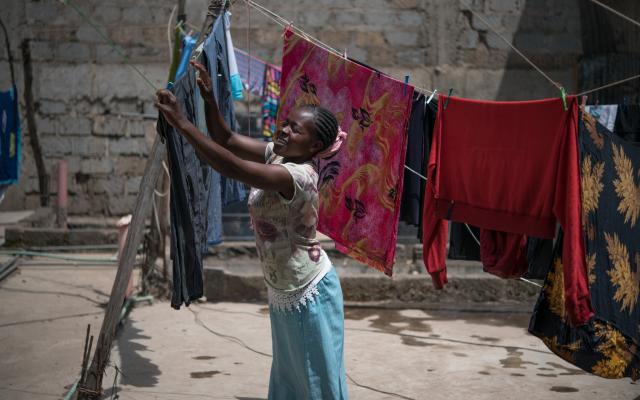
<box><xmin>529</xmin><ymin>110</ymin><xmax>640</xmax><ymax>380</ymax></box>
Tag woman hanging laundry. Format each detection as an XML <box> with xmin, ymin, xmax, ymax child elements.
<box><xmin>155</xmin><ymin>59</ymin><xmax>349</xmax><ymax>400</ymax></box>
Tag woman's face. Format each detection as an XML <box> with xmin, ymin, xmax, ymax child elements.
<box><xmin>273</xmin><ymin>108</ymin><xmax>324</xmax><ymax>161</ymax></box>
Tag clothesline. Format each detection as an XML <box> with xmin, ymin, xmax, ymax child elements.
<box><xmin>60</xmin><ymin>0</ymin><xmax>551</xmax><ymax>288</ymax></box>
<box><xmin>588</xmin><ymin>0</ymin><xmax>640</xmax><ymax>29</ymax></box>
<box><xmin>60</xmin><ymin>0</ymin><xmax>158</xmax><ymax>92</ymax></box>
<box><xmin>459</xmin><ymin>0</ymin><xmax>563</xmax><ymax>92</ymax></box>
<box><xmin>243</xmin><ymin>0</ymin><xmax>436</xmax><ymax>96</ymax></box>
<box><xmin>245</xmin><ymin>0</ymin><xmax>640</xmax><ymax>101</ymax></box>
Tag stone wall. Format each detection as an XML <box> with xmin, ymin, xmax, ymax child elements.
<box><xmin>0</xmin><ymin>0</ymin><xmax>585</xmax><ymax>216</ymax></box>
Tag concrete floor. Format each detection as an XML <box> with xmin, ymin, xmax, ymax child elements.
<box><xmin>0</xmin><ymin>261</ymin><xmax>638</xmax><ymax>400</ymax></box>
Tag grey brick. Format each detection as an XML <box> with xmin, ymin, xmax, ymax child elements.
<box><xmin>395</xmin><ymin>11</ymin><xmax>424</xmax><ymax>27</ymax></box>
<box><xmin>127</xmin><ymin>120</ymin><xmax>148</xmax><ymax>137</ymax></box>
<box><xmin>460</xmin><ymin>30</ymin><xmax>479</xmax><ymax>49</ymax></box>
<box><xmin>59</xmin><ymin>117</ymin><xmax>92</xmax><ymax>136</ymax></box>
<box><xmin>56</xmin><ymin>42</ymin><xmax>91</xmax><ymax>62</ymax></box>
<box><xmin>125</xmin><ymin>176</ymin><xmax>142</xmax><ymax>195</ymax></box>
<box><xmin>110</xmin><ymin>138</ymin><xmax>149</xmax><ymax>156</ymax></box>
<box><xmin>115</xmin><ymin>156</ymin><xmax>147</xmax><ymax>176</ymax></box>
<box><xmin>364</xmin><ymin>12</ymin><xmax>390</xmax><ymax>26</ymax></box>
<box><xmin>80</xmin><ymin>158</ymin><xmax>114</xmax><ymax>174</ymax></box>
<box><xmin>299</xmin><ymin>11</ymin><xmax>332</xmax><ymax>28</ymax></box>
<box><xmin>87</xmin><ymin>138</ymin><xmax>108</xmax><ymax>157</ymax></box>
<box><xmin>39</xmin><ymin>100</ymin><xmax>67</xmax><ymax>115</ymax></box>
<box><xmin>38</xmin><ymin>65</ymin><xmax>92</xmax><ymax>100</ymax></box>
<box><xmin>472</xmin><ymin>13</ymin><xmax>502</xmax><ymax>31</ymax></box>
<box><xmin>385</xmin><ymin>31</ymin><xmax>420</xmax><ymax>47</ymax></box>
<box><xmin>29</xmin><ymin>41</ymin><xmax>55</xmax><ymax>61</ymax></box>
<box><xmin>94</xmin><ymin>4</ymin><xmax>122</xmax><ymax>24</ymax></box>
<box><xmin>92</xmin><ymin>115</ymin><xmax>127</xmax><ymax>137</ymax></box>
<box><xmin>91</xmin><ymin>177</ymin><xmax>124</xmax><ymax>195</ymax></box>
<box><xmin>106</xmin><ymin>194</ymin><xmax>137</xmax><ymax>216</ymax></box>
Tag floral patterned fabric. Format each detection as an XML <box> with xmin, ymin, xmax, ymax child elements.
<box><xmin>247</xmin><ymin>143</ymin><xmax>331</xmax><ymax>291</ymax></box>
<box><xmin>529</xmin><ymin>110</ymin><xmax>640</xmax><ymax>380</ymax></box>
<box><xmin>278</xmin><ymin>28</ymin><xmax>414</xmax><ymax>274</ymax></box>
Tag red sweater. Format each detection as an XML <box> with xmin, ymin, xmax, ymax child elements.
<box><xmin>422</xmin><ymin>95</ymin><xmax>593</xmax><ymax>326</ymax></box>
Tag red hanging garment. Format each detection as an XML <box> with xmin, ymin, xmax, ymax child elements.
<box><xmin>422</xmin><ymin>95</ymin><xmax>594</xmax><ymax>326</ymax></box>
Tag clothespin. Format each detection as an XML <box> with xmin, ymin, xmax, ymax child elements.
<box><xmin>403</xmin><ymin>75</ymin><xmax>410</xmax><ymax>96</ymax></box>
<box><xmin>343</xmin><ymin>49</ymin><xmax>348</xmax><ymax>60</ymax></box>
<box><xmin>560</xmin><ymin>87</ymin><xmax>568</xmax><ymax>111</ymax></box>
<box><xmin>426</xmin><ymin>89</ymin><xmax>437</xmax><ymax>105</ymax></box>
<box><xmin>166</xmin><ymin>81</ymin><xmax>174</xmax><ymax>90</ymax></box>
<box><xmin>443</xmin><ymin>88</ymin><xmax>453</xmax><ymax>110</ymax></box>
<box><xmin>175</xmin><ymin>20</ymin><xmax>187</xmax><ymax>37</ymax></box>
<box><xmin>581</xmin><ymin>95</ymin><xmax>588</xmax><ymax>112</ymax></box>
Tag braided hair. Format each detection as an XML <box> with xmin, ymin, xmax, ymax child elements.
<box><xmin>299</xmin><ymin>105</ymin><xmax>339</xmax><ymax>151</ymax></box>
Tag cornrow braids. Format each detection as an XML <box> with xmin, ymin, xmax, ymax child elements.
<box><xmin>299</xmin><ymin>104</ymin><xmax>339</xmax><ymax>151</ymax></box>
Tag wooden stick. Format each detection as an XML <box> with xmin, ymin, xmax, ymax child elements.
<box><xmin>78</xmin><ymin>137</ymin><xmax>167</xmax><ymax>398</ymax></box>
<box><xmin>21</xmin><ymin>39</ymin><xmax>49</xmax><ymax>207</ymax></box>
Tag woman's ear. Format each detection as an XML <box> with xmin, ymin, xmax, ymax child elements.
<box><xmin>311</xmin><ymin>139</ymin><xmax>325</xmax><ymax>155</ymax></box>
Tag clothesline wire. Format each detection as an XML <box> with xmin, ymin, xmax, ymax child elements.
<box><xmin>587</xmin><ymin>0</ymin><xmax>640</xmax><ymax>29</ymax></box>
<box><xmin>459</xmin><ymin>0</ymin><xmax>562</xmax><ymax>92</ymax></box>
<box><xmin>242</xmin><ymin>0</ymin><xmax>436</xmax><ymax>95</ymax></box>
<box><xmin>576</xmin><ymin>73</ymin><xmax>640</xmax><ymax>97</ymax></box>
<box><xmin>59</xmin><ymin>0</ymin><xmax>158</xmax><ymax>92</ymax></box>
<box><xmin>403</xmin><ymin>166</ymin><xmax>543</xmax><ymax>290</ymax></box>
<box><xmin>404</xmin><ymin>165</ymin><xmax>427</xmax><ymax>181</ymax></box>
<box><xmin>247</xmin><ymin>0</ymin><xmax>640</xmax><ymax>100</ymax></box>
<box><xmin>463</xmin><ymin>212</ymin><xmax>543</xmax><ymax>289</ymax></box>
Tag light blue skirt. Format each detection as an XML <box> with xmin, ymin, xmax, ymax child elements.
<box><xmin>268</xmin><ymin>267</ymin><xmax>349</xmax><ymax>400</ymax></box>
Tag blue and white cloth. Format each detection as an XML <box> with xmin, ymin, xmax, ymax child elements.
<box><xmin>0</xmin><ymin>85</ymin><xmax>21</xmax><ymax>185</ymax></box>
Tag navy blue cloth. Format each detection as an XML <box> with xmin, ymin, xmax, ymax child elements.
<box><xmin>529</xmin><ymin>111</ymin><xmax>640</xmax><ymax>380</ymax></box>
<box><xmin>0</xmin><ymin>85</ymin><xmax>21</xmax><ymax>185</ymax></box>
<box><xmin>202</xmin><ymin>13</ymin><xmax>247</xmax><ymax>246</ymax></box>
<box><xmin>157</xmin><ymin>64</ymin><xmax>210</xmax><ymax>309</ymax></box>
<box><xmin>400</xmin><ymin>92</ymin><xmax>435</xmax><ymax>228</ymax></box>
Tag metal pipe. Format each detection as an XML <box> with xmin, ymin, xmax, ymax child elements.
<box><xmin>57</xmin><ymin>160</ymin><xmax>68</xmax><ymax>228</ymax></box>
<box><xmin>0</xmin><ymin>250</ymin><xmax>117</xmax><ymax>263</ymax></box>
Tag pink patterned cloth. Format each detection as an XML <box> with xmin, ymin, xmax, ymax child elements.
<box><xmin>278</xmin><ymin>28</ymin><xmax>414</xmax><ymax>274</ymax></box>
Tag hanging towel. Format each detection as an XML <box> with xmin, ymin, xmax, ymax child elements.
<box><xmin>530</xmin><ymin>111</ymin><xmax>640</xmax><ymax>378</ymax></box>
<box><xmin>224</xmin><ymin>12</ymin><xmax>243</xmax><ymax>100</ymax></box>
<box><xmin>278</xmin><ymin>28</ymin><xmax>414</xmax><ymax>274</ymax></box>
<box><xmin>422</xmin><ymin>95</ymin><xmax>593</xmax><ymax>326</ymax></box>
<box><xmin>0</xmin><ymin>85</ymin><xmax>21</xmax><ymax>185</ymax></box>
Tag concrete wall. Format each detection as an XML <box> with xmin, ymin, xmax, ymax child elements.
<box><xmin>0</xmin><ymin>0</ymin><xmax>585</xmax><ymax>216</ymax></box>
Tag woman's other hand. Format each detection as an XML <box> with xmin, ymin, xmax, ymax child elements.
<box><xmin>155</xmin><ymin>89</ymin><xmax>189</xmax><ymax>130</ymax></box>
<box><xmin>190</xmin><ymin>60</ymin><xmax>216</xmax><ymax>105</ymax></box>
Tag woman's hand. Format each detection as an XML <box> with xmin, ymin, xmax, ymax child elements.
<box><xmin>190</xmin><ymin>60</ymin><xmax>216</xmax><ymax>105</ymax></box>
<box><xmin>155</xmin><ymin>89</ymin><xmax>190</xmax><ymax>131</ymax></box>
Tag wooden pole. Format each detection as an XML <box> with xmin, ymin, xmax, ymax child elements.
<box><xmin>77</xmin><ymin>1</ymin><xmax>227</xmax><ymax>396</ymax></box>
<box><xmin>21</xmin><ymin>39</ymin><xmax>49</xmax><ymax>207</ymax></box>
<box><xmin>78</xmin><ymin>137</ymin><xmax>167</xmax><ymax>398</ymax></box>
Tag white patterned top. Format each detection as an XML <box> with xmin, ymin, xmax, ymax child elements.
<box><xmin>247</xmin><ymin>142</ymin><xmax>332</xmax><ymax>293</ymax></box>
